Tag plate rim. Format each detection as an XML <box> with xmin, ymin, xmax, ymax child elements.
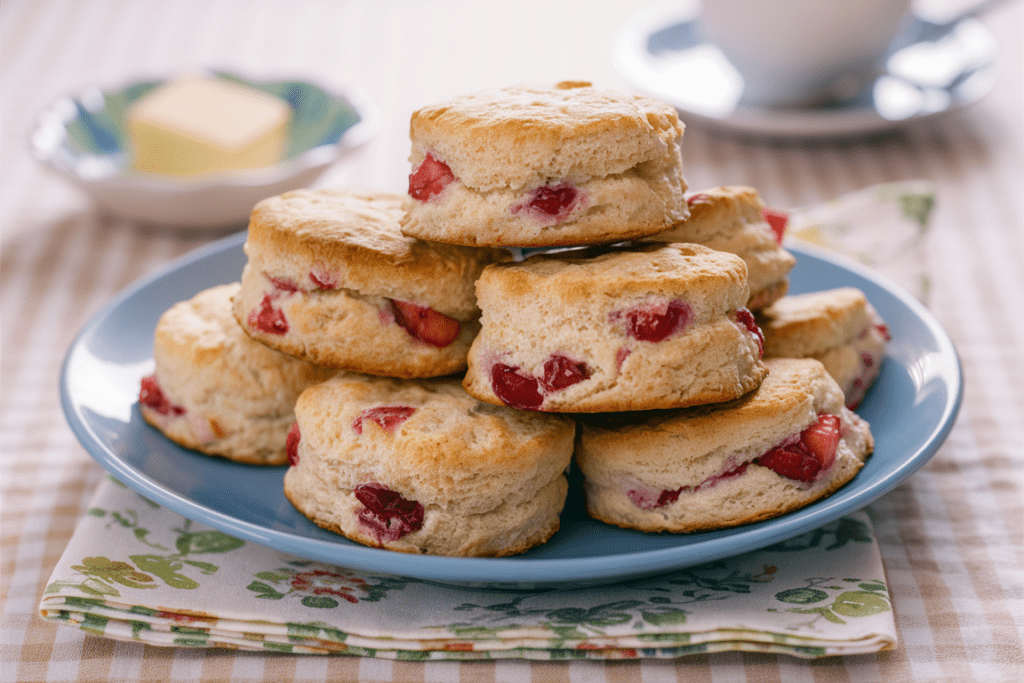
<box><xmin>60</xmin><ymin>232</ymin><xmax>963</xmax><ymax>587</ymax></box>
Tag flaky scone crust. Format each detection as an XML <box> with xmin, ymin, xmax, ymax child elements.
<box><xmin>576</xmin><ymin>358</ymin><xmax>874</xmax><ymax>532</ymax></box>
<box><xmin>758</xmin><ymin>287</ymin><xmax>873</xmax><ymax>358</ymax></box>
<box><xmin>462</xmin><ymin>243</ymin><xmax>768</xmax><ymax>412</ymax></box>
<box><xmin>408</xmin><ymin>81</ymin><xmax>685</xmax><ymax>192</ymax></box>
<box><xmin>283</xmin><ymin>374</ymin><xmax>576</xmax><ymax>556</ymax></box>
<box><xmin>143</xmin><ymin>283</ymin><xmax>335</xmax><ymax>464</ymax></box>
<box><xmin>646</xmin><ymin>186</ymin><xmax>795</xmax><ymax>308</ymax></box>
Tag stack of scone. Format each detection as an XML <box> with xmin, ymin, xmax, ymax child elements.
<box><xmin>140</xmin><ymin>81</ymin><xmax>885</xmax><ymax>555</ymax></box>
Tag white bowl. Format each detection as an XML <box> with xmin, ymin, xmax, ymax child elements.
<box><xmin>30</xmin><ymin>71</ymin><xmax>380</xmax><ymax>229</ymax></box>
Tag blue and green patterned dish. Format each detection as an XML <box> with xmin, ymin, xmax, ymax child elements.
<box><xmin>30</xmin><ymin>70</ymin><xmax>379</xmax><ymax>228</ymax></box>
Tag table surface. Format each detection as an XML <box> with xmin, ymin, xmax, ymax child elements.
<box><xmin>1</xmin><ymin>1</ymin><xmax>1021</xmax><ymax>681</ymax></box>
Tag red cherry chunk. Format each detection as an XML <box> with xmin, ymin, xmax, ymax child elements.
<box><xmin>687</xmin><ymin>193</ymin><xmax>712</xmax><ymax>206</ymax></box>
<box><xmin>875</xmin><ymin>322</ymin><xmax>892</xmax><ymax>342</ymax></box>
<box><xmin>761</xmin><ymin>206</ymin><xmax>788</xmax><ymax>245</ymax></box>
<box><xmin>139</xmin><ymin>374</ymin><xmax>185</xmax><ymax>416</ymax></box>
<box><xmin>628</xmin><ymin>462</ymin><xmax>750</xmax><ymax>510</ymax></box>
<box><xmin>390</xmin><ymin>300</ymin><xmax>461</xmax><ymax>348</ymax></box>
<box><xmin>354</xmin><ymin>483</ymin><xmax>424</xmax><ymax>543</ymax></box>
<box><xmin>408</xmin><ymin>153</ymin><xmax>455</xmax><ymax>202</ymax></box>
<box><xmin>756</xmin><ymin>413</ymin><xmax>841</xmax><ymax>482</ymax></box>
<box><xmin>309</xmin><ymin>268</ymin><xmax>337</xmax><ymax>290</ymax></box>
<box><xmin>802</xmin><ymin>413</ymin><xmax>841</xmax><ymax>469</ymax></box>
<box><xmin>248</xmin><ymin>294</ymin><xmax>288</xmax><ymax>335</ymax></box>
<box><xmin>611</xmin><ymin>298</ymin><xmax>693</xmax><ymax>343</ymax></box>
<box><xmin>540</xmin><ymin>353</ymin><xmax>591</xmax><ymax>392</ymax></box>
<box><xmin>733</xmin><ymin>307</ymin><xmax>764</xmax><ymax>358</ymax></box>
<box><xmin>286</xmin><ymin>422</ymin><xmax>301</xmax><ymax>466</ymax></box>
<box><xmin>513</xmin><ymin>182</ymin><xmax>580</xmax><ymax>222</ymax></box>
<box><xmin>755</xmin><ymin>441</ymin><xmax>821</xmax><ymax>482</ymax></box>
<box><xmin>353</xmin><ymin>406</ymin><xmax>416</xmax><ymax>435</ymax></box>
<box><xmin>267</xmin><ymin>274</ymin><xmax>301</xmax><ymax>293</ymax></box>
<box><xmin>491</xmin><ymin>363</ymin><xmax>543</xmax><ymax>410</ymax></box>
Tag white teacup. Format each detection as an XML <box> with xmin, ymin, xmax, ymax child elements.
<box><xmin>701</xmin><ymin>0</ymin><xmax>913</xmax><ymax>108</ymax></box>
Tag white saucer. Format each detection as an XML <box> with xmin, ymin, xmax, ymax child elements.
<box><xmin>615</xmin><ymin>1</ymin><xmax>1000</xmax><ymax>138</ymax></box>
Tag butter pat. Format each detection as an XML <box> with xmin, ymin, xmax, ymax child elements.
<box><xmin>127</xmin><ymin>76</ymin><xmax>292</xmax><ymax>176</ymax></box>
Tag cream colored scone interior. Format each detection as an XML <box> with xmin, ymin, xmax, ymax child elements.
<box><xmin>462</xmin><ymin>243</ymin><xmax>768</xmax><ymax>413</ymax></box>
<box><xmin>400</xmin><ymin>81</ymin><xmax>690</xmax><ymax>247</ymax></box>
<box><xmin>645</xmin><ymin>186</ymin><xmax>796</xmax><ymax>309</ymax></box>
<box><xmin>139</xmin><ymin>283</ymin><xmax>336</xmax><ymax>465</ymax></box>
<box><xmin>232</xmin><ymin>188</ymin><xmax>510</xmax><ymax>378</ymax></box>
<box><xmin>576</xmin><ymin>358</ymin><xmax>874</xmax><ymax>533</ymax></box>
<box><xmin>283</xmin><ymin>374</ymin><xmax>576</xmax><ymax>557</ymax></box>
<box><xmin>758</xmin><ymin>287</ymin><xmax>890</xmax><ymax>408</ymax></box>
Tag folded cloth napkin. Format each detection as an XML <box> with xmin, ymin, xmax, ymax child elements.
<box><xmin>40</xmin><ymin>477</ymin><xmax>896</xmax><ymax>659</ymax></box>
<box><xmin>786</xmin><ymin>179</ymin><xmax>935</xmax><ymax>304</ymax></box>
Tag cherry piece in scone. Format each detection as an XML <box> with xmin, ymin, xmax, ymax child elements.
<box><xmin>352</xmin><ymin>406</ymin><xmax>417</xmax><ymax>435</ymax></box>
<box><xmin>628</xmin><ymin>461</ymin><xmax>750</xmax><ymax>510</ymax></box>
<box><xmin>733</xmin><ymin>307</ymin><xmax>764</xmax><ymax>358</ymax></box>
<box><xmin>490</xmin><ymin>363</ymin><xmax>544</xmax><ymax>410</ymax></box>
<box><xmin>611</xmin><ymin>298</ymin><xmax>693</xmax><ymax>343</ymax></box>
<box><xmin>267</xmin><ymin>274</ymin><xmax>302</xmax><ymax>294</ymax></box>
<box><xmin>408</xmin><ymin>153</ymin><xmax>455</xmax><ymax>202</ymax></box>
<box><xmin>286</xmin><ymin>422</ymin><xmax>301</xmax><ymax>465</ymax></box>
<box><xmin>756</xmin><ymin>413</ymin><xmax>841</xmax><ymax>482</ymax></box>
<box><xmin>139</xmin><ymin>375</ymin><xmax>185</xmax><ymax>416</ymax></box>
<box><xmin>761</xmin><ymin>206</ymin><xmax>788</xmax><ymax>245</ymax></box>
<box><xmin>540</xmin><ymin>353</ymin><xmax>592</xmax><ymax>392</ymax></box>
<box><xmin>512</xmin><ymin>182</ymin><xmax>581</xmax><ymax>223</ymax></box>
<box><xmin>248</xmin><ymin>294</ymin><xmax>289</xmax><ymax>335</ymax></box>
<box><xmin>354</xmin><ymin>483</ymin><xmax>425</xmax><ymax>543</ymax></box>
<box><xmin>390</xmin><ymin>300</ymin><xmax>461</xmax><ymax>348</ymax></box>
<box><xmin>309</xmin><ymin>267</ymin><xmax>337</xmax><ymax>290</ymax></box>
<box><xmin>801</xmin><ymin>413</ymin><xmax>841</xmax><ymax>469</ymax></box>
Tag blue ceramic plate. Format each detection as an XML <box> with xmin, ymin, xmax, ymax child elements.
<box><xmin>61</xmin><ymin>234</ymin><xmax>962</xmax><ymax>589</ymax></box>
<box><xmin>30</xmin><ymin>71</ymin><xmax>379</xmax><ymax>228</ymax></box>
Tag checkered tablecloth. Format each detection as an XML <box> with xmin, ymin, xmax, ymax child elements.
<box><xmin>2</xmin><ymin>0</ymin><xmax>1021</xmax><ymax>681</ymax></box>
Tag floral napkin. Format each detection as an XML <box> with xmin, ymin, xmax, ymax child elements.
<box><xmin>786</xmin><ymin>179</ymin><xmax>935</xmax><ymax>304</ymax></box>
<box><xmin>41</xmin><ymin>477</ymin><xmax>895</xmax><ymax>659</ymax></box>
<box><xmin>40</xmin><ymin>181</ymin><xmax>936</xmax><ymax>659</ymax></box>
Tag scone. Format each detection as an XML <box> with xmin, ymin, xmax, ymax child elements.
<box><xmin>139</xmin><ymin>283</ymin><xmax>336</xmax><ymax>465</ymax></box>
<box><xmin>283</xmin><ymin>374</ymin><xmax>576</xmax><ymax>556</ymax></box>
<box><xmin>233</xmin><ymin>188</ymin><xmax>510</xmax><ymax>378</ymax></box>
<box><xmin>462</xmin><ymin>242</ymin><xmax>768</xmax><ymax>412</ymax></box>
<box><xmin>400</xmin><ymin>81</ymin><xmax>689</xmax><ymax>247</ymax></box>
<box><xmin>757</xmin><ymin>287</ymin><xmax>890</xmax><ymax>409</ymax></box>
<box><xmin>645</xmin><ymin>186</ymin><xmax>796</xmax><ymax>309</ymax></box>
<box><xmin>576</xmin><ymin>358</ymin><xmax>874</xmax><ymax>533</ymax></box>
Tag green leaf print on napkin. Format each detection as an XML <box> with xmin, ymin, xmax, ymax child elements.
<box><xmin>45</xmin><ymin>506</ymin><xmax>243</xmax><ymax>596</ymax></box>
<box><xmin>771</xmin><ymin>577</ymin><xmax>890</xmax><ymax>631</ymax></box>
<box><xmin>45</xmin><ymin>557</ymin><xmax>158</xmax><ymax>597</ymax></box>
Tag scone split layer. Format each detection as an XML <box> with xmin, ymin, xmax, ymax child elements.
<box><xmin>140</xmin><ymin>283</ymin><xmax>336</xmax><ymax>465</ymax></box>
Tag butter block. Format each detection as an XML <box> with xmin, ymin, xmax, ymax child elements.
<box><xmin>127</xmin><ymin>76</ymin><xmax>292</xmax><ymax>176</ymax></box>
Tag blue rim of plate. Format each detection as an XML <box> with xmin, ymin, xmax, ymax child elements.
<box><xmin>60</xmin><ymin>231</ymin><xmax>962</xmax><ymax>589</ymax></box>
